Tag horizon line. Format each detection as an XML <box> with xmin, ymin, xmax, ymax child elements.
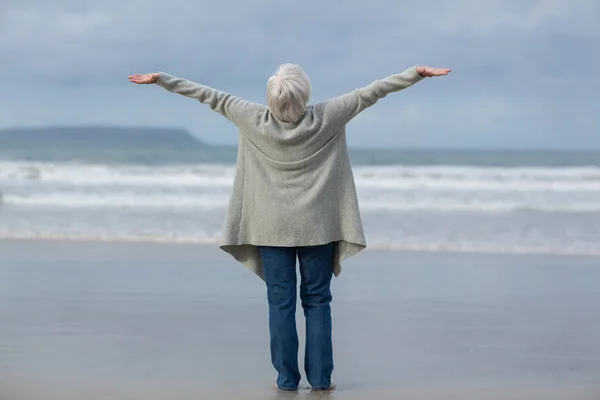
<box><xmin>1</xmin><ymin>125</ymin><xmax>598</xmax><ymax>153</ymax></box>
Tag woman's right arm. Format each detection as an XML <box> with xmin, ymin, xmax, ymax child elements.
<box><xmin>321</xmin><ymin>65</ymin><xmax>450</xmax><ymax>124</ymax></box>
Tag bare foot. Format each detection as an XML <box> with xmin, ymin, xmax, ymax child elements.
<box><xmin>274</xmin><ymin>384</ymin><xmax>298</xmax><ymax>392</ymax></box>
<box><xmin>311</xmin><ymin>384</ymin><xmax>335</xmax><ymax>393</ymax></box>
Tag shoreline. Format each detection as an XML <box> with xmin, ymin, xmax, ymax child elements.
<box><xmin>1</xmin><ymin>236</ymin><xmax>599</xmax><ymax>264</ymax></box>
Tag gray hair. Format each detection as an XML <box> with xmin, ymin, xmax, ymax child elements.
<box><xmin>267</xmin><ymin>64</ymin><xmax>311</xmax><ymax>123</ymax></box>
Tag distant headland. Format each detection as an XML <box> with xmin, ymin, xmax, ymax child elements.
<box><xmin>0</xmin><ymin>126</ymin><xmax>207</xmax><ymax>147</ymax></box>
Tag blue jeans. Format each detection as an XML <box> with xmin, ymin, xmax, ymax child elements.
<box><xmin>259</xmin><ymin>242</ymin><xmax>335</xmax><ymax>391</ymax></box>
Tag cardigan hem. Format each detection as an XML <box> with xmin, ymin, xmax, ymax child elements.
<box><xmin>220</xmin><ymin>239</ymin><xmax>366</xmax><ymax>281</ymax></box>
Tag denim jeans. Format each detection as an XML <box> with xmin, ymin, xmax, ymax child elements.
<box><xmin>259</xmin><ymin>242</ymin><xmax>335</xmax><ymax>391</ymax></box>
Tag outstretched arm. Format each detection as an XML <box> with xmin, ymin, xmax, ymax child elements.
<box><xmin>128</xmin><ymin>72</ymin><xmax>260</xmax><ymax>127</ymax></box>
<box><xmin>321</xmin><ymin>65</ymin><xmax>450</xmax><ymax>124</ymax></box>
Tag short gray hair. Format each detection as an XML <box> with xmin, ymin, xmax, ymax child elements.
<box><xmin>267</xmin><ymin>64</ymin><xmax>311</xmax><ymax>123</ymax></box>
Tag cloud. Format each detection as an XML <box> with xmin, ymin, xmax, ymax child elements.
<box><xmin>0</xmin><ymin>0</ymin><xmax>598</xmax><ymax>149</ymax></box>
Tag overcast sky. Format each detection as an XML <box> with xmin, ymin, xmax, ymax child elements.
<box><xmin>1</xmin><ymin>0</ymin><xmax>598</xmax><ymax>149</ymax></box>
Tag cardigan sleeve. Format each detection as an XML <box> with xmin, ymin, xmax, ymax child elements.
<box><xmin>320</xmin><ymin>66</ymin><xmax>426</xmax><ymax>125</ymax></box>
<box><xmin>156</xmin><ymin>72</ymin><xmax>261</xmax><ymax>127</ymax></box>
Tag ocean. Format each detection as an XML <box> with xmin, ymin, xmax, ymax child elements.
<box><xmin>1</xmin><ymin>128</ymin><xmax>600</xmax><ymax>257</ymax></box>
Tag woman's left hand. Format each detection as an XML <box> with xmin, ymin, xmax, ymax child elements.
<box><xmin>128</xmin><ymin>73</ymin><xmax>160</xmax><ymax>84</ymax></box>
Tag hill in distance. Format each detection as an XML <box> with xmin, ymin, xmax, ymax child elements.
<box><xmin>0</xmin><ymin>126</ymin><xmax>207</xmax><ymax>147</ymax></box>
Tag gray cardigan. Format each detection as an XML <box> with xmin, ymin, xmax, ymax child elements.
<box><xmin>156</xmin><ymin>66</ymin><xmax>425</xmax><ymax>279</ymax></box>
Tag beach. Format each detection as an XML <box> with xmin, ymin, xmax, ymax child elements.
<box><xmin>1</xmin><ymin>239</ymin><xmax>599</xmax><ymax>399</ymax></box>
<box><xmin>3</xmin><ymin>0</ymin><xmax>600</xmax><ymax>396</ymax></box>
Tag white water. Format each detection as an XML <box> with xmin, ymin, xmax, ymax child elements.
<box><xmin>3</xmin><ymin>161</ymin><xmax>600</xmax><ymax>211</ymax></box>
<box><xmin>2</xmin><ymin>161</ymin><xmax>600</xmax><ymax>256</ymax></box>
<box><xmin>3</xmin><ymin>161</ymin><xmax>600</xmax><ymax>189</ymax></box>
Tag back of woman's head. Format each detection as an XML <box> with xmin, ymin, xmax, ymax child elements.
<box><xmin>267</xmin><ymin>64</ymin><xmax>311</xmax><ymax>123</ymax></box>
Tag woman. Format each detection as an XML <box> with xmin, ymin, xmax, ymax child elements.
<box><xmin>128</xmin><ymin>63</ymin><xmax>450</xmax><ymax>392</ymax></box>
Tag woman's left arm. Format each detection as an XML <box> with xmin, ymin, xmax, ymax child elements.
<box><xmin>128</xmin><ymin>72</ymin><xmax>260</xmax><ymax>127</ymax></box>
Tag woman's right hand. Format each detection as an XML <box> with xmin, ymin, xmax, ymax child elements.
<box><xmin>416</xmin><ymin>66</ymin><xmax>451</xmax><ymax>77</ymax></box>
<box><xmin>128</xmin><ymin>73</ymin><xmax>160</xmax><ymax>84</ymax></box>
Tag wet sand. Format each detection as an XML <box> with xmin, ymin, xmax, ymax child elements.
<box><xmin>1</xmin><ymin>239</ymin><xmax>599</xmax><ymax>399</ymax></box>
